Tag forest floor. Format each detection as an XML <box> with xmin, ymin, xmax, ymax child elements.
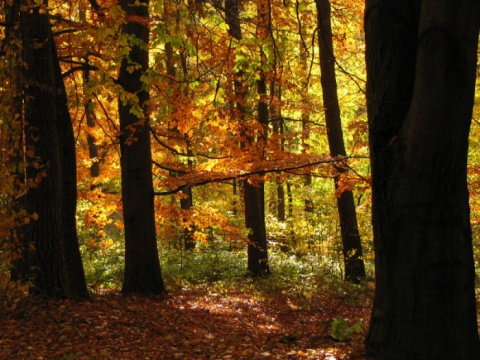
<box><xmin>0</xmin><ymin>277</ymin><xmax>373</xmax><ymax>359</ymax></box>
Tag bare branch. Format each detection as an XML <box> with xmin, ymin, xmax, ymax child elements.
<box><xmin>62</xmin><ymin>65</ymin><xmax>98</xmax><ymax>78</ymax></box>
<box><xmin>150</xmin><ymin>128</ymin><xmax>230</xmax><ymax>160</ymax></box>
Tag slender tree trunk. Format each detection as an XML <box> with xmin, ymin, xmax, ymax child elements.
<box><xmin>79</xmin><ymin>8</ymin><xmax>100</xmax><ymax>179</ymax></box>
<box><xmin>84</xmin><ymin>67</ymin><xmax>100</xmax><ymax>179</ymax></box>
<box><xmin>271</xmin><ymin>84</ymin><xmax>286</xmax><ymax>222</ymax></box>
<box><xmin>119</xmin><ymin>0</ymin><xmax>166</xmax><ymax>294</ymax></box>
<box><xmin>164</xmin><ymin>1</ymin><xmax>195</xmax><ymax>250</ymax></box>
<box><xmin>180</xmin><ymin>155</ymin><xmax>195</xmax><ymax>250</ymax></box>
<box><xmin>232</xmin><ymin>179</ymin><xmax>238</xmax><ymax>216</ymax></box>
<box><xmin>365</xmin><ymin>0</ymin><xmax>480</xmax><ymax>357</ymax></box>
<box><xmin>316</xmin><ymin>0</ymin><xmax>365</xmax><ymax>283</ymax></box>
<box><xmin>276</xmin><ymin>177</ymin><xmax>286</xmax><ymax>222</ymax></box>
<box><xmin>300</xmin><ymin>40</ymin><xmax>314</xmax><ymax>214</ymax></box>
<box><xmin>225</xmin><ymin>0</ymin><xmax>269</xmax><ymax>276</ymax></box>
<box><xmin>286</xmin><ymin>180</ymin><xmax>295</xmax><ymax>244</ymax></box>
<box><xmin>244</xmin><ymin>0</ymin><xmax>270</xmax><ymax>276</ymax></box>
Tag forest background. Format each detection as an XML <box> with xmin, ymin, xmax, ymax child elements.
<box><xmin>0</xmin><ymin>0</ymin><xmax>479</xmax><ymax>358</ymax></box>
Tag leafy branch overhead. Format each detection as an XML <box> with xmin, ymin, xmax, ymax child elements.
<box><xmin>154</xmin><ymin>153</ymin><xmax>361</xmax><ymax>195</ymax></box>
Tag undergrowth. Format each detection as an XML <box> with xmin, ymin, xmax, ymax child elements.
<box><xmin>81</xmin><ymin>235</ymin><xmax>374</xmax><ymax>306</ymax></box>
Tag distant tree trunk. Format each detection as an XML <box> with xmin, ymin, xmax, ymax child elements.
<box><xmin>225</xmin><ymin>0</ymin><xmax>269</xmax><ymax>276</ymax></box>
<box><xmin>225</xmin><ymin>0</ymin><xmax>242</xmax><ymax>230</ymax></box>
<box><xmin>180</xmin><ymin>155</ymin><xmax>195</xmax><ymax>250</ymax></box>
<box><xmin>300</xmin><ymin>40</ymin><xmax>314</xmax><ymax>214</ymax></box>
<box><xmin>276</xmin><ymin>176</ymin><xmax>286</xmax><ymax>222</ymax></box>
<box><xmin>232</xmin><ymin>179</ymin><xmax>239</xmax><ymax>216</ymax></box>
<box><xmin>244</xmin><ymin>0</ymin><xmax>270</xmax><ymax>276</ymax></box>
<box><xmin>84</xmin><ymin>68</ymin><xmax>100</xmax><ymax>179</ymax></box>
<box><xmin>286</xmin><ymin>180</ymin><xmax>295</xmax><ymax>244</ymax></box>
<box><xmin>119</xmin><ymin>0</ymin><xmax>166</xmax><ymax>294</ymax></box>
<box><xmin>271</xmin><ymin>84</ymin><xmax>286</xmax><ymax>222</ymax></box>
<box><xmin>164</xmin><ymin>2</ymin><xmax>195</xmax><ymax>250</ymax></box>
<box><xmin>287</xmin><ymin>181</ymin><xmax>294</xmax><ymax>218</ymax></box>
<box><xmin>80</xmin><ymin>7</ymin><xmax>100</xmax><ymax>179</ymax></box>
<box><xmin>302</xmin><ymin>122</ymin><xmax>314</xmax><ymax>216</ymax></box>
<box><xmin>315</xmin><ymin>0</ymin><xmax>365</xmax><ymax>283</ymax></box>
<box><xmin>303</xmin><ymin>172</ymin><xmax>314</xmax><ymax>214</ymax></box>
<box><xmin>365</xmin><ymin>0</ymin><xmax>480</xmax><ymax>357</ymax></box>
<box><xmin>245</xmin><ymin>180</ymin><xmax>269</xmax><ymax>275</ymax></box>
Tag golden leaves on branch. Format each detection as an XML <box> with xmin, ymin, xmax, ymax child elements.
<box><xmin>154</xmin><ymin>152</ymin><xmax>359</xmax><ymax>196</ymax></box>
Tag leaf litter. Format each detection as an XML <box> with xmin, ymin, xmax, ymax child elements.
<box><xmin>0</xmin><ymin>280</ymin><xmax>373</xmax><ymax>359</ymax></box>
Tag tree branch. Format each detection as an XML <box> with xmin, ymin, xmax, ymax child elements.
<box><xmin>62</xmin><ymin>65</ymin><xmax>98</xmax><ymax>78</ymax></box>
<box><xmin>154</xmin><ymin>154</ymin><xmax>352</xmax><ymax>196</ymax></box>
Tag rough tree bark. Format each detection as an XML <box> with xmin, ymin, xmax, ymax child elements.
<box><xmin>21</xmin><ymin>0</ymin><xmax>87</xmax><ymax>298</ymax></box>
<box><xmin>119</xmin><ymin>0</ymin><xmax>166</xmax><ymax>294</ymax></box>
<box><xmin>52</xmin><ymin>25</ymin><xmax>89</xmax><ymax>299</ymax></box>
<box><xmin>315</xmin><ymin>0</ymin><xmax>366</xmax><ymax>283</ymax></box>
<box><xmin>365</xmin><ymin>0</ymin><xmax>480</xmax><ymax>357</ymax></box>
<box><xmin>5</xmin><ymin>0</ymin><xmax>29</xmax><ymax>284</ymax></box>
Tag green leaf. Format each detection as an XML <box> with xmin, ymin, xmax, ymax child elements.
<box><xmin>188</xmin><ymin>81</ymin><xmax>199</xmax><ymax>91</ymax></box>
<box><xmin>331</xmin><ymin>318</ymin><xmax>363</xmax><ymax>341</ymax></box>
<box><xmin>331</xmin><ymin>318</ymin><xmax>349</xmax><ymax>341</ymax></box>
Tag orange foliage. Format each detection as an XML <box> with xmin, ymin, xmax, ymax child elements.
<box><xmin>0</xmin><ymin>0</ymin><xmax>370</xmax><ymax>268</ymax></box>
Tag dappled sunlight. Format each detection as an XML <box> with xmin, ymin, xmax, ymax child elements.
<box><xmin>1</xmin><ymin>280</ymin><xmax>372</xmax><ymax>359</ymax></box>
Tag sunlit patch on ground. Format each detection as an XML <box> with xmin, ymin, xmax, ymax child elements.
<box><xmin>0</xmin><ymin>282</ymin><xmax>373</xmax><ymax>359</ymax></box>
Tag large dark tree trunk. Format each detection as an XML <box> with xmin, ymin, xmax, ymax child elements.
<box><xmin>119</xmin><ymin>0</ymin><xmax>166</xmax><ymax>294</ymax></box>
<box><xmin>365</xmin><ymin>0</ymin><xmax>480</xmax><ymax>357</ymax></box>
<box><xmin>19</xmin><ymin>1</ymin><xmax>88</xmax><ymax>298</ymax></box>
<box><xmin>315</xmin><ymin>0</ymin><xmax>366</xmax><ymax>283</ymax></box>
<box><xmin>21</xmin><ymin>3</ymin><xmax>66</xmax><ymax>298</ymax></box>
<box><xmin>52</xmin><ymin>28</ymin><xmax>89</xmax><ymax>299</ymax></box>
